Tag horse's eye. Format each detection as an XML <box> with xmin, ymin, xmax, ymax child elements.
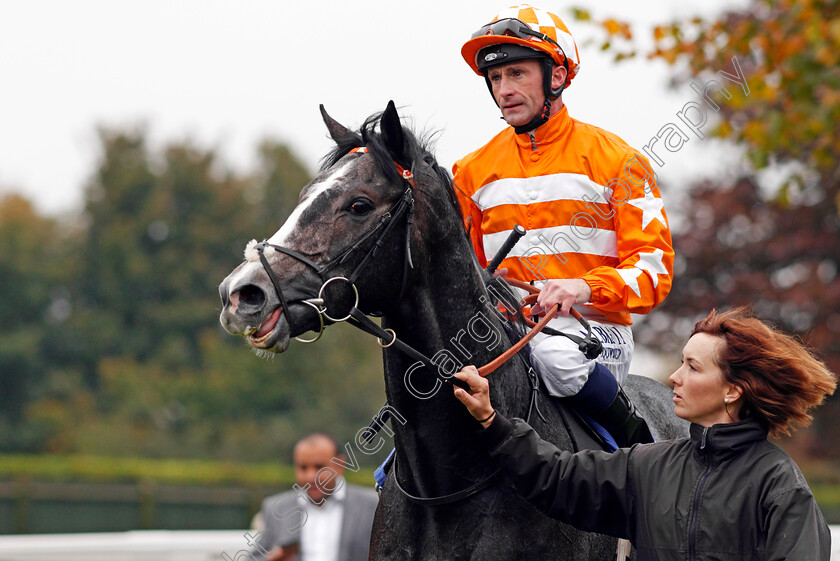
<box><xmin>349</xmin><ymin>199</ymin><xmax>374</xmax><ymax>216</ymax></box>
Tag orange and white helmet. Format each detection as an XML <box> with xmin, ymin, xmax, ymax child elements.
<box><xmin>462</xmin><ymin>4</ymin><xmax>581</xmax><ymax>90</ymax></box>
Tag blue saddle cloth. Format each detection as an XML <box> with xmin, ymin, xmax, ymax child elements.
<box><xmin>576</xmin><ymin>412</ymin><xmax>618</xmax><ymax>452</ymax></box>
<box><xmin>374</xmin><ymin>448</ymin><xmax>395</xmax><ymax>489</ymax></box>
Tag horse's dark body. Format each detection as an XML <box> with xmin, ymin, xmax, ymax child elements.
<box><xmin>219</xmin><ymin>102</ymin><xmax>688</xmax><ymax>560</ymax></box>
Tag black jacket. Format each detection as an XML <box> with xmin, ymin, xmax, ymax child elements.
<box><xmin>482</xmin><ymin>414</ymin><xmax>831</xmax><ymax>560</ymax></box>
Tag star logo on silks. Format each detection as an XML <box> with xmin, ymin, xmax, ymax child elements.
<box><xmin>636</xmin><ymin>249</ymin><xmax>669</xmax><ymax>287</ymax></box>
<box><xmin>627</xmin><ymin>183</ymin><xmax>667</xmax><ymax>230</ymax></box>
<box><xmin>617</xmin><ymin>249</ymin><xmax>669</xmax><ymax>297</ymax></box>
<box><xmin>617</xmin><ymin>267</ymin><xmax>643</xmax><ymax>297</ymax></box>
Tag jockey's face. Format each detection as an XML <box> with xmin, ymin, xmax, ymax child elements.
<box><xmin>487</xmin><ymin>59</ymin><xmax>565</xmax><ymax>127</ymax></box>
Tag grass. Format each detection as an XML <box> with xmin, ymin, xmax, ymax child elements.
<box><xmin>2</xmin><ymin>453</ymin><xmax>838</xmax><ymax>523</ymax></box>
<box><xmin>0</xmin><ymin>453</ymin><xmax>375</xmax><ymax>488</ymax></box>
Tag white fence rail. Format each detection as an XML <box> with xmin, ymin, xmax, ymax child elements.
<box><xmin>0</xmin><ymin>527</ymin><xmax>837</xmax><ymax>560</ymax></box>
<box><xmin>0</xmin><ymin>530</ymin><xmax>247</xmax><ymax>561</ymax></box>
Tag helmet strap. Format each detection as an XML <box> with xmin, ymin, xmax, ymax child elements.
<box><xmin>546</xmin><ymin>57</ymin><xmax>568</xmax><ymax>100</ymax></box>
<box><xmin>484</xmin><ymin>75</ymin><xmax>499</xmax><ymax>107</ymax></box>
<box><xmin>513</xmin><ymin>97</ymin><xmax>551</xmax><ymax>135</ymax></box>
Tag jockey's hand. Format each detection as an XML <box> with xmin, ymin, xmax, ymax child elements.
<box><xmin>531</xmin><ymin>279</ymin><xmax>592</xmax><ymax>317</ymax></box>
<box><xmin>492</xmin><ymin>267</ymin><xmax>508</xmax><ymax>278</ymax></box>
<box><xmin>453</xmin><ymin>366</ymin><xmax>495</xmax><ymax>428</ymax></box>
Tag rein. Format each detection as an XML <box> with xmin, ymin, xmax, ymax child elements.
<box><xmin>388</xmin><ymin>363</ymin><xmax>545</xmax><ymax>506</ymax></box>
<box><xmin>479</xmin><ymin>278</ymin><xmax>603</xmax><ymax>376</ymax></box>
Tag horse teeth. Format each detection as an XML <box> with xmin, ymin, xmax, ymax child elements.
<box><xmin>251</xmin><ymin>332</ymin><xmax>269</xmax><ymax>343</ymax></box>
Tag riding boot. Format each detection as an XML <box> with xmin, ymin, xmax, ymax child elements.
<box><xmin>570</xmin><ymin>363</ymin><xmax>654</xmax><ymax>448</ymax></box>
<box><xmin>595</xmin><ymin>385</ymin><xmax>655</xmax><ymax>448</ymax></box>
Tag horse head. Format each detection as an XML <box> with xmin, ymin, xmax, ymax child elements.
<box><xmin>218</xmin><ymin>101</ymin><xmax>461</xmax><ymax>353</ymax></box>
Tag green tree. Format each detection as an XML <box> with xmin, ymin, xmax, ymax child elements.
<box><xmin>0</xmin><ymin>195</ymin><xmax>75</xmax><ymax>450</ymax></box>
<box><xmin>73</xmin><ymin>128</ymin><xmax>255</xmax><ymax>365</ymax></box>
<box><xmin>11</xmin><ymin>127</ymin><xmax>386</xmax><ymax>461</ymax></box>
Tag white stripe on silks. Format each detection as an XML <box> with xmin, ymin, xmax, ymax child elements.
<box><xmin>483</xmin><ymin>225</ymin><xmax>618</xmax><ymax>262</ymax></box>
<box><xmin>471</xmin><ymin>173</ymin><xmax>610</xmax><ymax>211</ymax></box>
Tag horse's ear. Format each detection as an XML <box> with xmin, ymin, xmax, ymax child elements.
<box><xmin>320</xmin><ymin>104</ymin><xmax>354</xmax><ymax>145</ymax></box>
<box><xmin>381</xmin><ymin>100</ymin><xmax>406</xmax><ymax>164</ymax></box>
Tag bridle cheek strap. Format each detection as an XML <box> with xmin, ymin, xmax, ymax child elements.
<box><xmin>255</xmin><ymin>147</ymin><xmax>416</xmax><ymax>336</ymax></box>
<box><xmin>340</xmin><ymin>147</ymin><xmax>417</xmax><ymax>296</ymax></box>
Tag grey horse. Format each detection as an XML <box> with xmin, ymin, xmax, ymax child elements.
<box><xmin>218</xmin><ymin>101</ymin><xmax>688</xmax><ymax>560</ymax></box>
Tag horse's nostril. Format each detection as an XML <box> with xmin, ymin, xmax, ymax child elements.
<box><xmin>238</xmin><ymin>285</ymin><xmax>266</xmax><ymax>308</ymax></box>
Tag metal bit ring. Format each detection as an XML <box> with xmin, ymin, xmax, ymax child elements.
<box><xmin>294</xmin><ymin>299</ymin><xmax>326</xmax><ymax>344</ymax></box>
<box><xmin>318</xmin><ymin>277</ymin><xmax>360</xmax><ymax>323</ymax></box>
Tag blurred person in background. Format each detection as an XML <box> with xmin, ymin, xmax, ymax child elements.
<box><xmin>249</xmin><ymin>433</ymin><xmax>377</xmax><ymax>561</ymax></box>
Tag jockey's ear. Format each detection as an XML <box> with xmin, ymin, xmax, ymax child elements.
<box><xmin>550</xmin><ymin>64</ymin><xmax>567</xmax><ymax>95</ymax></box>
<box><xmin>381</xmin><ymin>100</ymin><xmax>407</xmax><ymax>168</ymax></box>
<box><xmin>320</xmin><ymin>104</ymin><xmax>355</xmax><ymax>145</ymax></box>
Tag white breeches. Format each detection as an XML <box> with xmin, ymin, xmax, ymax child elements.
<box><xmin>529</xmin><ymin>314</ymin><xmax>634</xmax><ymax>397</ymax></box>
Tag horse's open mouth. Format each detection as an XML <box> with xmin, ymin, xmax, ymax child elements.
<box><xmin>248</xmin><ymin>307</ymin><xmax>283</xmax><ymax>348</ymax></box>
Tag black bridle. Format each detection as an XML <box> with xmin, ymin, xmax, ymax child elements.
<box><xmin>254</xmin><ymin>147</ymin><xmax>416</xmax><ymax>342</ymax></box>
<box><xmin>252</xmin><ymin>148</ymin><xmax>472</xmax><ymax>396</ymax></box>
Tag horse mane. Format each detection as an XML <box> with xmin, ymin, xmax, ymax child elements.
<box><xmin>319</xmin><ymin>111</ymin><xmax>463</xmax><ymax>221</ymax></box>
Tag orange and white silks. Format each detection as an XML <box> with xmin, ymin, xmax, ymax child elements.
<box><xmin>453</xmin><ymin>106</ymin><xmax>674</xmax><ymax>326</ymax></box>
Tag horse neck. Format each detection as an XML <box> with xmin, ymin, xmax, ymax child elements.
<box><xmin>381</xmin><ymin>232</ymin><xmax>531</xmax><ymax>495</ymax></box>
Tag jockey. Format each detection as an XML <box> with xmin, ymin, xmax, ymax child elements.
<box><xmin>453</xmin><ymin>4</ymin><xmax>675</xmax><ymax>447</ymax></box>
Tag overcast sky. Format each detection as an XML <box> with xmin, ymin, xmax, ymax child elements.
<box><xmin>0</xmin><ymin>0</ymin><xmax>749</xmax><ymax>217</ymax></box>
